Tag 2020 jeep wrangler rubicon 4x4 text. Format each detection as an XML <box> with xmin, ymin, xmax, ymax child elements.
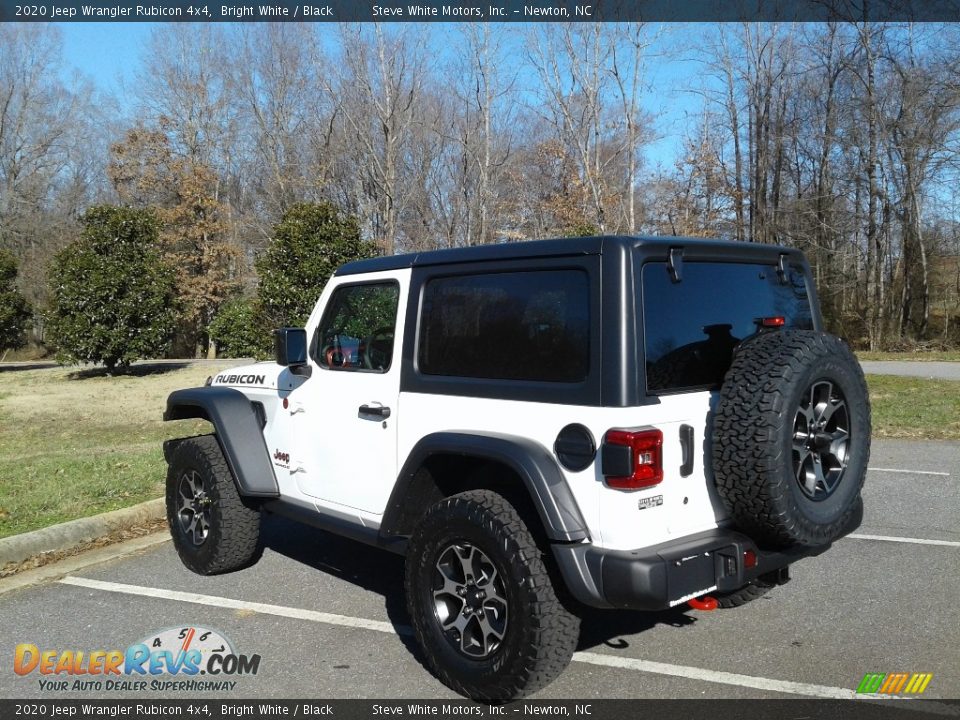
<box><xmin>163</xmin><ymin>236</ymin><xmax>869</xmax><ymax>700</ymax></box>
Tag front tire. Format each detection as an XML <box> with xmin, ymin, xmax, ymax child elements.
<box><xmin>405</xmin><ymin>489</ymin><xmax>579</xmax><ymax>701</ymax></box>
<box><xmin>166</xmin><ymin>435</ymin><xmax>261</xmax><ymax>575</ymax></box>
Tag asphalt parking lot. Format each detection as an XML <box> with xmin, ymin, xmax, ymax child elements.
<box><xmin>1</xmin><ymin>439</ymin><xmax>957</xmax><ymax>705</ymax></box>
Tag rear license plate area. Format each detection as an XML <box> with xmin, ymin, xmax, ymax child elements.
<box><xmin>663</xmin><ymin>550</ymin><xmax>717</xmax><ymax>607</ymax></box>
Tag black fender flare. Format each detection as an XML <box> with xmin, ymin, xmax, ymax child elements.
<box><xmin>380</xmin><ymin>431</ymin><xmax>589</xmax><ymax>543</ymax></box>
<box><xmin>163</xmin><ymin>387</ymin><xmax>279</xmax><ymax>498</ymax></box>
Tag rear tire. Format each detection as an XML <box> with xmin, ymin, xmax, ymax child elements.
<box><xmin>715</xmin><ymin>579</ymin><xmax>776</xmax><ymax>609</ymax></box>
<box><xmin>712</xmin><ymin>330</ymin><xmax>870</xmax><ymax>548</ymax></box>
<box><xmin>166</xmin><ymin>435</ymin><xmax>261</xmax><ymax>575</ymax></box>
<box><xmin>405</xmin><ymin>489</ymin><xmax>579</xmax><ymax>701</ymax></box>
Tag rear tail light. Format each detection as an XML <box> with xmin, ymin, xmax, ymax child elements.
<box><xmin>757</xmin><ymin>315</ymin><xmax>786</xmax><ymax>328</ymax></box>
<box><xmin>602</xmin><ymin>428</ymin><xmax>663</xmax><ymax>490</ymax></box>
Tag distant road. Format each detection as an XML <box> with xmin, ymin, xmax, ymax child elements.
<box><xmin>859</xmin><ymin>360</ymin><xmax>960</xmax><ymax>381</ymax></box>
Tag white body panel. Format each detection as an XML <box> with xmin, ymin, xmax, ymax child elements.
<box><xmin>396</xmin><ymin>390</ymin><xmax>728</xmax><ymax>551</ymax></box>
<box><xmin>216</xmin><ymin>266</ymin><xmax>731</xmax><ymax>553</ymax></box>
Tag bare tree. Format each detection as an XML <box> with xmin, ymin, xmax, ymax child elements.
<box><xmin>844</xmin><ymin>20</ymin><xmax>888</xmax><ymax>348</ymax></box>
<box><xmin>450</xmin><ymin>25</ymin><xmax>518</xmax><ymax>245</ymax></box>
<box><xmin>332</xmin><ymin>24</ymin><xmax>427</xmax><ymax>255</ymax></box>
<box><xmin>609</xmin><ymin>23</ymin><xmax>655</xmax><ymax>233</ymax></box>
<box><xmin>701</xmin><ymin>29</ymin><xmax>748</xmax><ymax>241</ymax></box>
<box><xmin>883</xmin><ymin>27</ymin><xmax>960</xmax><ymax>338</ymax></box>
<box><xmin>528</xmin><ymin>24</ymin><xmax>621</xmax><ymax>233</ymax></box>
<box><xmin>8</xmin><ymin>21</ymin><xmax>960</xmax><ymax>352</ymax></box>
<box><xmin>0</xmin><ymin>25</ymin><xmax>105</xmax><ymax>330</ymax></box>
<box><xmin>125</xmin><ymin>26</ymin><xmax>250</xmax><ymax>356</ymax></box>
<box><xmin>227</xmin><ymin>24</ymin><xmax>335</xmax><ymax>230</ymax></box>
<box><xmin>136</xmin><ymin>25</ymin><xmax>236</xmax><ymax>171</ymax></box>
<box><xmin>108</xmin><ymin>127</ymin><xmax>242</xmax><ymax>357</ymax></box>
<box><xmin>654</xmin><ymin>110</ymin><xmax>735</xmax><ymax>237</ymax></box>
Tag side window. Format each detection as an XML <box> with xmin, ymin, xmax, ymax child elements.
<box><xmin>418</xmin><ymin>269</ymin><xmax>589</xmax><ymax>383</ymax></box>
<box><xmin>314</xmin><ymin>282</ymin><xmax>400</xmax><ymax>372</ymax></box>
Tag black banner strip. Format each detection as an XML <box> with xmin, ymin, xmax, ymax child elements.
<box><xmin>3</xmin><ymin>1</ymin><xmax>960</xmax><ymax>23</ymax></box>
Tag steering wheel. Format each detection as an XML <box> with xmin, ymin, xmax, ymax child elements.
<box><xmin>363</xmin><ymin>327</ymin><xmax>395</xmax><ymax>370</ymax></box>
<box><xmin>324</xmin><ymin>345</ymin><xmax>346</xmax><ymax>368</ymax></box>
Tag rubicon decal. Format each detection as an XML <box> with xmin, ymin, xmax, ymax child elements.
<box><xmin>213</xmin><ymin>374</ymin><xmax>266</xmax><ymax>386</ymax></box>
<box><xmin>856</xmin><ymin>672</ymin><xmax>933</xmax><ymax>695</ymax></box>
<box><xmin>14</xmin><ymin>626</ymin><xmax>260</xmax><ymax>692</ymax></box>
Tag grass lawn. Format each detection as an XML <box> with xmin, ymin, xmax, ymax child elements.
<box><xmin>0</xmin><ymin>362</ymin><xmax>235</xmax><ymax>539</ymax></box>
<box><xmin>0</xmin><ymin>363</ymin><xmax>957</xmax><ymax>540</ymax></box>
<box><xmin>866</xmin><ymin>374</ymin><xmax>960</xmax><ymax>440</ymax></box>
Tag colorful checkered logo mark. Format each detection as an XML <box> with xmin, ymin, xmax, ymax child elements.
<box><xmin>857</xmin><ymin>672</ymin><xmax>933</xmax><ymax>695</ymax></box>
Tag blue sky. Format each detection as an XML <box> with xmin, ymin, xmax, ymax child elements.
<box><xmin>59</xmin><ymin>22</ymin><xmax>156</xmax><ymax>96</ymax></box>
<box><xmin>56</xmin><ymin>22</ymin><xmax>704</xmax><ymax>168</ymax></box>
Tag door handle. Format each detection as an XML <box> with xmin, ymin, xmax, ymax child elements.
<box><xmin>679</xmin><ymin>424</ymin><xmax>694</xmax><ymax>477</ymax></box>
<box><xmin>359</xmin><ymin>404</ymin><xmax>391</xmax><ymax>419</ymax></box>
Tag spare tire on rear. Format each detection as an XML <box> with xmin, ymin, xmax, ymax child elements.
<box><xmin>711</xmin><ymin>329</ymin><xmax>870</xmax><ymax>548</ymax></box>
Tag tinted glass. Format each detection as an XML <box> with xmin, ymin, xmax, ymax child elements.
<box><xmin>419</xmin><ymin>270</ymin><xmax>589</xmax><ymax>382</ymax></box>
<box><xmin>314</xmin><ymin>283</ymin><xmax>399</xmax><ymax>372</ymax></box>
<box><xmin>642</xmin><ymin>261</ymin><xmax>813</xmax><ymax>393</ymax></box>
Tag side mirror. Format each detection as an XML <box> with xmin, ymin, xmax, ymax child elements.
<box><xmin>274</xmin><ymin>328</ymin><xmax>311</xmax><ymax>377</ymax></box>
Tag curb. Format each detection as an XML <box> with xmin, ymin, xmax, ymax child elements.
<box><xmin>0</xmin><ymin>498</ymin><xmax>166</xmax><ymax>566</ymax></box>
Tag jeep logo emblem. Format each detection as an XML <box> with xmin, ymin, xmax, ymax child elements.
<box><xmin>273</xmin><ymin>450</ymin><xmax>290</xmax><ymax>464</ymax></box>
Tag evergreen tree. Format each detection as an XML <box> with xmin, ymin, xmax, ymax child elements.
<box><xmin>257</xmin><ymin>203</ymin><xmax>378</xmax><ymax>328</ymax></box>
<box><xmin>0</xmin><ymin>250</ymin><xmax>31</xmax><ymax>353</ymax></box>
<box><xmin>47</xmin><ymin>206</ymin><xmax>178</xmax><ymax>373</ymax></box>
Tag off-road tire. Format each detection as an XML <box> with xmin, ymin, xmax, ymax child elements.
<box><xmin>166</xmin><ymin>435</ymin><xmax>261</xmax><ymax>575</ymax></box>
<box><xmin>712</xmin><ymin>330</ymin><xmax>870</xmax><ymax>548</ymax></box>
<box><xmin>715</xmin><ymin>579</ymin><xmax>776</xmax><ymax>609</ymax></box>
<box><xmin>405</xmin><ymin>489</ymin><xmax>579</xmax><ymax>702</ymax></box>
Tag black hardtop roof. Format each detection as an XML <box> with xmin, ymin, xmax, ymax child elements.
<box><xmin>335</xmin><ymin>235</ymin><xmax>803</xmax><ymax>276</ymax></box>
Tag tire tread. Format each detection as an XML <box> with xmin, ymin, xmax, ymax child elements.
<box><xmin>405</xmin><ymin>489</ymin><xmax>579</xmax><ymax>701</ymax></box>
<box><xmin>166</xmin><ymin>434</ymin><xmax>261</xmax><ymax>575</ymax></box>
<box><xmin>710</xmin><ymin>330</ymin><xmax>870</xmax><ymax>547</ymax></box>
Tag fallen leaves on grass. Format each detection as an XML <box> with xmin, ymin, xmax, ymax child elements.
<box><xmin>0</xmin><ymin>518</ymin><xmax>168</xmax><ymax>579</ymax></box>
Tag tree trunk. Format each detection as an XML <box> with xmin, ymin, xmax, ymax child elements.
<box><xmin>863</xmin><ymin>23</ymin><xmax>882</xmax><ymax>349</ymax></box>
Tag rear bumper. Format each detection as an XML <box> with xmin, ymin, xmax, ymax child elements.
<box><xmin>553</xmin><ymin>528</ymin><xmax>831</xmax><ymax>611</ymax></box>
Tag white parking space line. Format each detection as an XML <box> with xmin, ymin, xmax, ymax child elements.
<box><xmin>59</xmin><ymin>576</ymin><xmax>412</xmax><ymax>636</ymax></box>
<box><xmin>58</xmin><ymin>575</ymin><xmax>960</xmax><ymax>712</ymax></box>
<box><xmin>847</xmin><ymin>533</ymin><xmax>960</xmax><ymax>548</ymax></box>
<box><xmin>573</xmin><ymin>651</ymin><xmax>858</xmax><ymax>699</ymax></box>
<box><xmin>869</xmin><ymin>467</ymin><xmax>950</xmax><ymax>477</ymax></box>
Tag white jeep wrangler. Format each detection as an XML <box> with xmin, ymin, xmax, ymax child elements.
<box><xmin>163</xmin><ymin>236</ymin><xmax>869</xmax><ymax>700</ymax></box>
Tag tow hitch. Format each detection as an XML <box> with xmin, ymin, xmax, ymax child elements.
<box><xmin>687</xmin><ymin>595</ymin><xmax>718</xmax><ymax>611</ymax></box>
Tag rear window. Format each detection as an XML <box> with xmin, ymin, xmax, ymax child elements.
<box><xmin>419</xmin><ymin>269</ymin><xmax>590</xmax><ymax>382</ymax></box>
<box><xmin>642</xmin><ymin>261</ymin><xmax>813</xmax><ymax>394</ymax></box>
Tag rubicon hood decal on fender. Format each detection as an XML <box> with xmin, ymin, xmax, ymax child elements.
<box><xmin>213</xmin><ymin>373</ymin><xmax>266</xmax><ymax>386</ymax></box>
